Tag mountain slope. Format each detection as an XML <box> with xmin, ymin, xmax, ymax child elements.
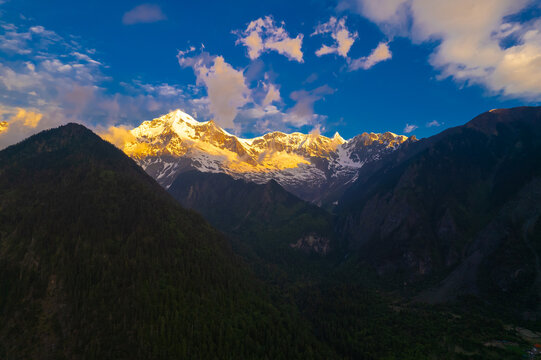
<box><xmin>121</xmin><ymin>109</ymin><xmax>412</xmax><ymax>204</ymax></box>
<box><xmin>167</xmin><ymin>171</ymin><xmax>528</xmax><ymax>360</ymax></box>
<box><xmin>168</xmin><ymin>170</ymin><xmax>338</xmax><ymax>280</ymax></box>
<box><xmin>0</xmin><ymin>123</ymin><xmax>330</xmax><ymax>359</ymax></box>
<box><xmin>338</xmin><ymin>107</ymin><xmax>541</xmax><ymax>317</ymax></box>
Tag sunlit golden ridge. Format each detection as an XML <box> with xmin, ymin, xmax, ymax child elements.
<box><xmin>99</xmin><ymin>109</ymin><xmax>409</xmax><ymax>173</ymax></box>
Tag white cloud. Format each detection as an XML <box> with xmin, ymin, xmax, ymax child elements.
<box><xmin>0</xmin><ymin>31</ymin><xmax>31</xmax><ymax>54</ymax></box>
<box><xmin>122</xmin><ymin>4</ymin><xmax>167</xmax><ymax>25</ymax></box>
<box><xmin>349</xmin><ymin>41</ymin><xmax>392</xmax><ymax>70</ymax></box>
<box><xmin>313</xmin><ymin>17</ymin><xmax>358</xmax><ymax>58</ymax></box>
<box><xmin>404</xmin><ymin>123</ymin><xmax>418</xmax><ymax>133</ymax></box>
<box><xmin>178</xmin><ymin>49</ymin><xmax>251</xmax><ymax>129</ymax></box>
<box><xmin>0</xmin><ymin>19</ymin><xmax>333</xmax><ymax>146</ymax></box>
<box><xmin>176</xmin><ymin>47</ymin><xmax>333</xmax><ymax>134</ymax></box>
<box><xmin>0</xmin><ymin>23</ymin><xmax>61</xmax><ymax>55</ymax></box>
<box><xmin>426</xmin><ymin>120</ymin><xmax>441</xmax><ymax>127</ymax></box>
<box><xmin>0</xmin><ymin>39</ymin><xmax>106</xmax><ymax>142</ymax></box>
<box><xmin>71</xmin><ymin>51</ymin><xmax>102</xmax><ymax>65</ymax></box>
<box><xmin>0</xmin><ymin>105</ymin><xmax>44</xmax><ymax>145</ymax></box>
<box><xmin>286</xmin><ymin>85</ymin><xmax>334</xmax><ymax>127</ymax></box>
<box><xmin>345</xmin><ymin>0</ymin><xmax>541</xmax><ymax>99</ymax></box>
<box><xmin>262</xmin><ymin>82</ymin><xmax>281</xmax><ymax>106</ymax></box>
<box><xmin>235</xmin><ymin>16</ymin><xmax>304</xmax><ymax>62</ymax></box>
<box><xmin>131</xmin><ymin>80</ymin><xmax>184</xmax><ymax>97</ymax></box>
<box><xmin>242</xmin><ymin>105</ymin><xmax>281</xmax><ymax>119</ymax></box>
<box><xmin>9</xmin><ymin>108</ymin><xmax>42</xmax><ymax>128</ymax></box>
<box><xmin>28</xmin><ymin>25</ymin><xmax>59</xmax><ymax>39</ymax></box>
<box><xmin>197</xmin><ymin>56</ymin><xmax>251</xmax><ymax>130</ymax></box>
<box><xmin>0</xmin><ymin>21</ymin><xmax>197</xmax><ymax>149</ymax></box>
<box><xmin>346</xmin><ymin>0</ymin><xmax>410</xmax><ymax>35</ymax></box>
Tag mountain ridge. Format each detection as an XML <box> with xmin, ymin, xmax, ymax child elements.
<box><xmin>336</xmin><ymin>106</ymin><xmax>541</xmax><ymax>317</ymax></box>
<box><xmin>114</xmin><ymin>109</ymin><xmax>413</xmax><ymax>204</ymax></box>
<box><xmin>0</xmin><ymin>122</ymin><xmax>332</xmax><ymax>359</ymax></box>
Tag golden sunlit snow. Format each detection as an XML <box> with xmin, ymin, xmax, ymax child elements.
<box><xmin>100</xmin><ymin>109</ymin><xmax>409</xmax><ymax>175</ymax></box>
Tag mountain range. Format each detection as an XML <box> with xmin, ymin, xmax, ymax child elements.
<box><xmin>1</xmin><ymin>107</ymin><xmax>540</xmax><ymax>358</ymax></box>
<box><xmin>124</xmin><ymin>109</ymin><xmax>413</xmax><ymax>205</ymax></box>
<box><xmin>338</xmin><ymin>106</ymin><xmax>541</xmax><ymax>313</ymax></box>
<box><xmin>123</xmin><ymin>106</ymin><xmax>541</xmax><ymax>319</ymax></box>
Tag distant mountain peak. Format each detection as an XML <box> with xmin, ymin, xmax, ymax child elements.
<box><xmin>332</xmin><ymin>132</ymin><xmax>345</xmax><ymax>142</ymax></box>
<box><xmin>119</xmin><ymin>109</ymin><xmax>412</xmax><ymax>204</ymax></box>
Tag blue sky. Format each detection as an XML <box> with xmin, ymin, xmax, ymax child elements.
<box><xmin>0</xmin><ymin>0</ymin><xmax>540</xmax><ymax>148</ymax></box>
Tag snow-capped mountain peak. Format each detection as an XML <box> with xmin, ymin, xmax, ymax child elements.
<box><xmin>120</xmin><ymin>109</ymin><xmax>413</xmax><ymax>204</ymax></box>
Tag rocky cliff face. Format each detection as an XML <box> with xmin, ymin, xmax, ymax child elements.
<box><xmin>291</xmin><ymin>234</ymin><xmax>331</xmax><ymax>255</ymax></box>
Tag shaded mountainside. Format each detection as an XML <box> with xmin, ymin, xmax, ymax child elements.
<box><xmin>0</xmin><ymin>124</ymin><xmax>331</xmax><ymax>359</ymax></box>
<box><xmin>167</xmin><ymin>170</ymin><xmax>533</xmax><ymax>360</ymax></box>
<box><xmin>168</xmin><ymin>170</ymin><xmax>338</xmax><ymax>281</ymax></box>
<box><xmin>338</xmin><ymin>107</ymin><xmax>541</xmax><ymax>317</ymax></box>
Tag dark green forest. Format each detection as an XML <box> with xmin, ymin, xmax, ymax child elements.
<box><xmin>0</xmin><ymin>124</ymin><xmax>330</xmax><ymax>359</ymax></box>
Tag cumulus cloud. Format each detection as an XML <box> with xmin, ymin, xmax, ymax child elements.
<box><xmin>176</xmin><ymin>47</ymin><xmax>333</xmax><ymax>134</ymax></box>
<box><xmin>240</xmin><ymin>104</ymin><xmax>281</xmax><ymax>120</ymax></box>
<box><xmin>178</xmin><ymin>49</ymin><xmax>251</xmax><ymax>129</ymax></box>
<box><xmin>122</xmin><ymin>4</ymin><xmax>166</xmax><ymax>25</ymax></box>
<box><xmin>286</xmin><ymin>85</ymin><xmax>334</xmax><ymax>127</ymax></box>
<box><xmin>98</xmin><ymin>125</ymin><xmax>135</xmax><ymax>149</ymax></box>
<box><xmin>308</xmin><ymin>15</ymin><xmax>390</xmax><ymax>70</ymax></box>
<box><xmin>0</xmin><ymin>21</ymin><xmax>106</xmax><ymax>147</ymax></box>
<box><xmin>0</xmin><ymin>23</ymin><xmax>60</xmax><ymax>55</ymax></box>
<box><xmin>312</xmin><ymin>17</ymin><xmax>358</xmax><ymax>58</ymax></box>
<box><xmin>0</xmin><ymin>121</ymin><xmax>7</xmax><ymax>134</ymax></box>
<box><xmin>342</xmin><ymin>0</ymin><xmax>410</xmax><ymax>36</ymax></box>
<box><xmin>0</xmin><ymin>29</ymin><xmax>31</xmax><ymax>54</ymax></box>
<box><xmin>130</xmin><ymin>80</ymin><xmax>185</xmax><ymax>97</ymax></box>
<box><xmin>0</xmin><ymin>105</ymin><xmax>47</xmax><ymax>147</ymax></box>
<box><xmin>349</xmin><ymin>42</ymin><xmax>392</xmax><ymax>70</ymax></box>
<box><xmin>10</xmin><ymin>108</ymin><xmax>43</xmax><ymax>128</ymax></box>
<box><xmin>0</xmin><ymin>21</ymin><xmax>197</xmax><ymax>149</ymax></box>
<box><xmin>235</xmin><ymin>16</ymin><xmax>304</xmax><ymax>62</ymax></box>
<box><xmin>262</xmin><ymin>81</ymin><xmax>281</xmax><ymax>106</ymax></box>
<box><xmin>0</xmin><ymin>106</ymin><xmax>42</xmax><ymax>131</ymax></box>
<box><xmin>426</xmin><ymin>120</ymin><xmax>441</xmax><ymax>127</ymax></box>
<box><xmin>345</xmin><ymin>0</ymin><xmax>541</xmax><ymax>99</ymax></box>
<box><xmin>198</xmin><ymin>57</ymin><xmax>251</xmax><ymax>129</ymax></box>
<box><xmin>0</xmin><ymin>16</ymin><xmax>335</xmax><ymax>147</ymax></box>
<box><xmin>403</xmin><ymin>123</ymin><xmax>418</xmax><ymax>133</ymax></box>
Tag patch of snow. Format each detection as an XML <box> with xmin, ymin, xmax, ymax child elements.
<box><xmin>335</xmin><ymin>143</ymin><xmax>365</xmax><ymax>168</ymax></box>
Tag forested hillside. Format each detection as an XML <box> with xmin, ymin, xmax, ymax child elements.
<box><xmin>0</xmin><ymin>124</ymin><xmax>329</xmax><ymax>359</ymax></box>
